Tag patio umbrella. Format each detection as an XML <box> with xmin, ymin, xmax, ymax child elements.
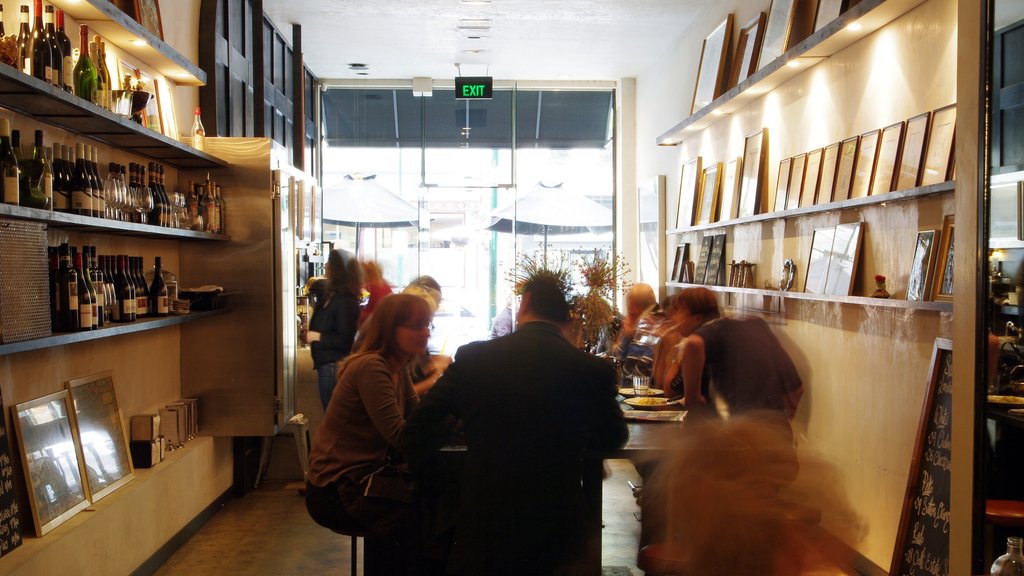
<box><xmin>322</xmin><ymin>175</ymin><xmax>417</xmax><ymax>252</ymax></box>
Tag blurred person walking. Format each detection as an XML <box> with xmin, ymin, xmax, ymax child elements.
<box><xmin>304</xmin><ymin>248</ymin><xmax>362</xmax><ymax>411</ymax></box>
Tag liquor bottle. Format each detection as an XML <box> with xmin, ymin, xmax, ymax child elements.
<box><xmin>992</xmin><ymin>536</ymin><xmax>1024</xmax><ymax>575</ymax></box>
<box><xmin>55</xmin><ymin>9</ymin><xmax>72</xmax><ymax>92</ymax></box>
<box><xmin>16</xmin><ymin>4</ymin><xmax>30</xmax><ymax>75</ymax></box>
<box><xmin>11</xmin><ymin>130</ymin><xmax>30</xmax><ymax>204</ymax></box>
<box><xmin>71</xmin><ymin>142</ymin><xmax>93</xmax><ymax>216</ymax></box>
<box><xmin>0</xmin><ymin>119</ymin><xmax>19</xmax><ymax>205</ymax></box>
<box><xmin>191</xmin><ymin>107</ymin><xmax>206</xmax><ymax>151</ymax></box>
<box><xmin>89</xmin><ymin>246</ymin><xmax>105</xmax><ymax>327</ymax></box>
<box><xmin>22</xmin><ymin>129</ymin><xmax>49</xmax><ymax>209</ymax></box>
<box><xmin>78</xmin><ymin>246</ymin><xmax>97</xmax><ymax>329</ymax></box>
<box><xmin>72</xmin><ymin>249</ymin><xmax>93</xmax><ymax>330</ymax></box>
<box><xmin>73</xmin><ymin>25</ymin><xmax>96</xmax><ymax>103</ymax></box>
<box><xmin>148</xmin><ymin>256</ymin><xmax>168</xmax><ymax>317</ymax></box>
<box><xmin>132</xmin><ymin>255</ymin><xmax>148</xmax><ymax>315</ymax></box>
<box><xmin>93</xmin><ymin>36</ymin><xmax>109</xmax><ymax>110</ymax></box>
<box><xmin>147</xmin><ymin>162</ymin><xmax>160</xmax><ymax>226</ymax></box>
<box><xmin>56</xmin><ymin>243</ymin><xmax>79</xmax><ymax>332</ymax></box>
<box><xmin>88</xmin><ymin>146</ymin><xmax>104</xmax><ymax>218</ymax></box>
<box><xmin>205</xmin><ymin>176</ymin><xmax>216</xmax><ymax>232</ymax></box>
<box><xmin>42</xmin><ymin>5</ymin><xmax>62</xmax><ymax>89</ymax></box>
<box><xmin>113</xmin><ymin>254</ymin><xmax>134</xmax><ymax>322</ymax></box>
<box><xmin>215</xmin><ymin>184</ymin><xmax>225</xmax><ymax>233</ymax></box>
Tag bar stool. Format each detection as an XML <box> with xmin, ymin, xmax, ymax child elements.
<box><xmin>985</xmin><ymin>500</ymin><xmax>1024</xmax><ymax>566</ymax></box>
<box><xmin>332</xmin><ymin>528</ymin><xmax>367</xmax><ymax>576</ymax></box>
<box><xmin>255</xmin><ymin>413</ymin><xmax>310</xmax><ymax>487</ymax></box>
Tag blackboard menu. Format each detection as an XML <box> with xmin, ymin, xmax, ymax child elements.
<box><xmin>0</xmin><ymin>391</ymin><xmax>21</xmax><ymax>555</ymax></box>
<box><xmin>890</xmin><ymin>338</ymin><xmax>952</xmax><ymax>576</ymax></box>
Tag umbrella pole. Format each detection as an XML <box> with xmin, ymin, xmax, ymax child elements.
<box><xmin>543</xmin><ymin>225</ymin><xmax>548</xmax><ymax>265</ymax></box>
<box><xmin>355</xmin><ymin>222</ymin><xmax>361</xmax><ymax>256</ymax></box>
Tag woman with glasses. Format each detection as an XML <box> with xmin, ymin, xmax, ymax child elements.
<box><xmin>306</xmin><ymin>293</ymin><xmax>435</xmax><ymax>575</ymax></box>
<box><xmin>304</xmin><ymin>248</ymin><xmax>363</xmax><ymax>411</ymax></box>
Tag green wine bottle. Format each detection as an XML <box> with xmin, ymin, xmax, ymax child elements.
<box><xmin>72</xmin><ymin>25</ymin><xmax>96</xmax><ymax>104</ymax></box>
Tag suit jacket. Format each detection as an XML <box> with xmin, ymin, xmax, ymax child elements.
<box><xmin>403</xmin><ymin>321</ymin><xmax>627</xmax><ymax>575</ymax></box>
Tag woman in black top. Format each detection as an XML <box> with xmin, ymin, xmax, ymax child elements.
<box><xmin>305</xmin><ymin>248</ymin><xmax>363</xmax><ymax>410</ymax></box>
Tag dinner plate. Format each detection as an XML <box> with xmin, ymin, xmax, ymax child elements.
<box><xmin>624</xmin><ymin>397</ymin><xmax>682</xmax><ymax>411</ymax></box>
<box><xmin>622</xmin><ymin>410</ymin><xmax>686</xmax><ymax>422</ymax></box>
<box><xmin>618</xmin><ymin>387</ymin><xmax>665</xmax><ymax>398</ymax></box>
<box><xmin>988</xmin><ymin>395</ymin><xmax>1024</xmax><ymax>407</ymax></box>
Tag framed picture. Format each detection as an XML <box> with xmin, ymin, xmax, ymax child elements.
<box><xmin>66</xmin><ymin>371</ymin><xmax>134</xmax><ymax>503</ymax></box>
<box><xmin>691</xmin><ymin>15</ymin><xmax>733</xmax><ymax>114</ymax></box>
<box><xmin>814</xmin><ymin>0</ymin><xmax>849</xmax><ymax>32</ymax></box>
<box><xmin>801</xmin><ymin>148</ymin><xmax>823</xmax><ymax>207</ymax></box>
<box><xmin>12</xmin><ymin>391</ymin><xmax>90</xmax><ymax>537</ymax></box>
<box><xmin>788</xmin><ymin>153</ymin><xmax>806</xmax><ymax>210</ymax></box>
<box><xmin>932</xmin><ymin>215</ymin><xmax>954</xmax><ymax>302</ymax></box>
<box><xmin>154</xmin><ymin>77</ymin><xmax>177</xmax><ymax>139</ymax></box>
<box><xmin>920</xmin><ymin>104</ymin><xmax>956</xmax><ymax>186</ymax></box>
<box><xmin>906</xmin><ymin>230</ymin><xmax>938</xmax><ymax>301</ymax></box>
<box><xmin>694</xmin><ymin>235</ymin><xmax>714</xmax><ymax>285</ymax></box>
<box><xmin>817</xmin><ymin>143</ymin><xmax>840</xmax><ymax>205</ymax></box>
<box><xmin>759</xmin><ymin>0</ymin><xmax>798</xmax><ymax>69</ymax></box>
<box><xmin>896</xmin><ymin>112</ymin><xmax>930</xmax><ymax>190</ymax></box>
<box><xmin>696</xmin><ymin>162</ymin><xmax>722</xmax><ymax>225</ymax></box>
<box><xmin>804</xmin><ymin>226</ymin><xmax>836</xmax><ymax>294</ymax></box>
<box><xmin>675</xmin><ymin>157</ymin><xmax>703</xmax><ymax>229</ymax></box>
<box><xmin>823</xmin><ymin>222</ymin><xmax>863</xmax><ymax>296</ymax></box>
<box><xmin>849</xmin><ymin>129</ymin><xmax>880</xmax><ymax>199</ymax></box>
<box><xmin>638</xmin><ymin>175</ymin><xmax>665</xmax><ymax>284</ymax></box>
<box><xmin>773</xmin><ymin>157</ymin><xmax>793</xmax><ymax>212</ymax></box>
<box><xmin>133</xmin><ymin>0</ymin><xmax>164</xmax><ymax>40</ymax></box>
<box><xmin>704</xmin><ymin>234</ymin><xmax>728</xmax><ymax>286</ymax></box>
<box><xmin>832</xmin><ymin>136</ymin><xmax>860</xmax><ymax>202</ymax></box>
<box><xmin>719</xmin><ymin>157</ymin><xmax>741</xmax><ymax>221</ymax></box>
<box><xmin>728</xmin><ymin>13</ymin><xmax>766</xmax><ymax>88</ymax></box>
<box><xmin>871</xmin><ymin>121</ymin><xmax>905</xmax><ymax>196</ymax></box>
<box><xmin>671</xmin><ymin>244</ymin><xmax>690</xmax><ymax>283</ymax></box>
<box><xmin>738</xmin><ymin>129</ymin><xmax>768</xmax><ymax>218</ymax></box>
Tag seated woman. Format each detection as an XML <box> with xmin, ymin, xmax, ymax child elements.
<box><xmin>305</xmin><ymin>293</ymin><xmax>434</xmax><ymax>575</ymax></box>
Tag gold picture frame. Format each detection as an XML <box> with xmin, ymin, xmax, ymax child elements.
<box><xmin>773</xmin><ymin>156</ymin><xmax>793</xmax><ymax>212</ymax></box>
<box><xmin>691</xmin><ymin>15</ymin><xmax>733</xmax><ymax>115</ymax></box>
<box><xmin>12</xmin><ymin>391</ymin><xmax>90</xmax><ymax>537</ymax></box>
<box><xmin>817</xmin><ymin>143</ymin><xmax>840</xmax><ymax>205</ymax></box>
<box><xmin>920</xmin><ymin>104</ymin><xmax>956</xmax><ymax>187</ymax></box>
<box><xmin>738</xmin><ymin>128</ymin><xmax>768</xmax><ymax>217</ymax></box>
<box><xmin>814</xmin><ymin>0</ymin><xmax>848</xmax><ymax>32</ymax></box>
<box><xmin>759</xmin><ymin>0</ymin><xmax>798</xmax><ymax>69</ymax></box>
<box><xmin>832</xmin><ymin>136</ymin><xmax>860</xmax><ymax>202</ymax></box>
<box><xmin>719</xmin><ymin>157</ymin><xmax>742</xmax><ymax>221</ymax></box>
<box><xmin>696</xmin><ymin>162</ymin><xmax>722</xmax><ymax>225</ymax></box>
<box><xmin>675</xmin><ymin>157</ymin><xmax>703</xmax><ymax>229</ymax></box>
<box><xmin>896</xmin><ymin>112</ymin><xmax>930</xmax><ymax>190</ymax></box>
<box><xmin>154</xmin><ymin>77</ymin><xmax>177</xmax><ymax>140</ymax></box>
<box><xmin>871</xmin><ymin>121</ymin><xmax>905</xmax><ymax>196</ymax></box>
<box><xmin>849</xmin><ymin>129</ymin><xmax>880</xmax><ymax>199</ymax></box>
<box><xmin>788</xmin><ymin>153</ymin><xmax>806</xmax><ymax>210</ymax></box>
<box><xmin>932</xmin><ymin>215</ymin><xmax>954</xmax><ymax>302</ymax></box>
<box><xmin>66</xmin><ymin>371</ymin><xmax>135</xmax><ymax>503</ymax></box>
<box><xmin>728</xmin><ymin>13</ymin><xmax>766</xmax><ymax>88</ymax></box>
<box><xmin>801</xmin><ymin>148</ymin><xmax>823</xmax><ymax>207</ymax></box>
<box><xmin>133</xmin><ymin>0</ymin><xmax>164</xmax><ymax>40</ymax></box>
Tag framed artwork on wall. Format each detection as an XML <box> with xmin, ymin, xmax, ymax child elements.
<box><xmin>675</xmin><ymin>157</ymin><xmax>703</xmax><ymax>229</ymax></box>
<box><xmin>759</xmin><ymin>0</ymin><xmax>797</xmax><ymax>69</ymax></box>
<box><xmin>773</xmin><ymin>156</ymin><xmax>793</xmax><ymax>212</ymax></box>
<box><xmin>719</xmin><ymin>157</ymin><xmax>742</xmax><ymax>221</ymax></box>
<box><xmin>12</xmin><ymin>391</ymin><xmax>90</xmax><ymax>537</ymax></box>
<box><xmin>133</xmin><ymin>0</ymin><xmax>164</xmax><ymax>40</ymax></box>
<box><xmin>871</xmin><ymin>121</ymin><xmax>905</xmax><ymax>196</ymax></box>
<box><xmin>66</xmin><ymin>371</ymin><xmax>134</xmax><ymax>503</ymax></box>
<box><xmin>932</xmin><ymin>215</ymin><xmax>955</xmax><ymax>302</ymax></box>
<box><xmin>906</xmin><ymin>229</ymin><xmax>938</xmax><ymax>301</ymax></box>
<box><xmin>849</xmin><ymin>129</ymin><xmax>880</xmax><ymax>199</ymax></box>
<box><xmin>896</xmin><ymin>112</ymin><xmax>930</xmax><ymax>190</ymax></box>
<box><xmin>694</xmin><ymin>235</ymin><xmax>714</xmax><ymax>285</ymax></box>
<box><xmin>801</xmin><ymin>148</ymin><xmax>823</xmax><ymax>207</ymax></box>
<box><xmin>787</xmin><ymin>153</ymin><xmax>806</xmax><ymax>210</ymax></box>
<box><xmin>823</xmin><ymin>222</ymin><xmax>863</xmax><ymax>296</ymax></box>
<box><xmin>691</xmin><ymin>15</ymin><xmax>733</xmax><ymax>115</ymax></box>
<box><xmin>817</xmin><ymin>143</ymin><xmax>840</xmax><ymax>205</ymax></box>
<box><xmin>154</xmin><ymin>78</ymin><xmax>177</xmax><ymax>139</ymax></box>
<box><xmin>704</xmin><ymin>234</ymin><xmax>727</xmax><ymax>286</ymax></box>
<box><xmin>804</xmin><ymin>226</ymin><xmax>836</xmax><ymax>294</ymax></box>
<box><xmin>814</xmin><ymin>0</ymin><xmax>849</xmax><ymax>32</ymax></box>
<box><xmin>728</xmin><ymin>13</ymin><xmax>766</xmax><ymax>88</ymax></box>
<box><xmin>832</xmin><ymin>136</ymin><xmax>860</xmax><ymax>202</ymax></box>
<box><xmin>671</xmin><ymin>244</ymin><xmax>690</xmax><ymax>283</ymax></box>
<box><xmin>920</xmin><ymin>104</ymin><xmax>956</xmax><ymax>186</ymax></box>
<box><xmin>696</xmin><ymin>162</ymin><xmax>722</xmax><ymax>225</ymax></box>
<box><xmin>738</xmin><ymin>128</ymin><xmax>768</xmax><ymax>217</ymax></box>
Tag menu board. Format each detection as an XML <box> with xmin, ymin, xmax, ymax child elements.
<box><xmin>0</xmin><ymin>391</ymin><xmax>20</xmax><ymax>555</ymax></box>
<box><xmin>890</xmin><ymin>338</ymin><xmax>952</xmax><ymax>576</ymax></box>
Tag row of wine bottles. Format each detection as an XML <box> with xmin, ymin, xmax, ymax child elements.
<box><xmin>48</xmin><ymin>243</ymin><xmax>170</xmax><ymax>333</ymax></box>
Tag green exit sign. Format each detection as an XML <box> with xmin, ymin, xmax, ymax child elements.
<box><xmin>455</xmin><ymin>76</ymin><xmax>493</xmax><ymax>100</ymax></box>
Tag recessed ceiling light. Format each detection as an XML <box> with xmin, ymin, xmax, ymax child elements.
<box><xmin>457</xmin><ymin>18</ymin><xmax>492</xmax><ymax>29</ymax></box>
<box><xmin>461</xmin><ymin>49</ymin><xmax>486</xmax><ymax>54</ymax></box>
<box><xmin>847</xmin><ymin>22</ymin><xmax>862</xmax><ymax>31</ymax></box>
<box><xmin>356</xmin><ymin>72</ymin><xmax>369</xmax><ymax>76</ymax></box>
<box><xmin>786</xmin><ymin>61</ymin><xmax>800</xmax><ymax>68</ymax></box>
<box><xmin>348</xmin><ymin>63</ymin><xmax>369</xmax><ymax>70</ymax></box>
<box><xmin>132</xmin><ymin>39</ymin><xmax>148</xmax><ymax>46</ymax></box>
<box><xmin>460</xmin><ymin>0</ymin><xmax>492</xmax><ymax>5</ymax></box>
<box><xmin>462</xmin><ymin>34</ymin><xmax>488</xmax><ymax>40</ymax></box>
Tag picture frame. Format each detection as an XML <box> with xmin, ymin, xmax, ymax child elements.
<box><xmin>154</xmin><ymin>77</ymin><xmax>177</xmax><ymax>139</ymax></box>
<box><xmin>800</xmin><ymin>148</ymin><xmax>823</xmax><ymax>207</ymax></box>
<box><xmin>817</xmin><ymin>143</ymin><xmax>840</xmax><ymax>205</ymax></box>
<box><xmin>133</xmin><ymin>0</ymin><xmax>164</xmax><ymax>41</ymax></box>
<box><xmin>832</xmin><ymin>136</ymin><xmax>860</xmax><ymax>202</ymax></box>
<box><xmin>694</xmin><ymin>235</ymin><xmax>714</xmax><ymax>285</ymax></box>
<box><xmin>759</xmin><ymin>0</ymin><xmax>798</xmax><ymax>69</ymax></box>
<box><xmin>773</xmin><ymin>156</ymin><xmax>794</xmax><ymax>212</ymax></box>
<box><xmin>691</xmin><ymin>15</ymin><xmax>734</xmax><ymax>115</ymax></box>
<box><xmin>728</xmin><ymin>13</ymin><xmax>767</xmax><ymax>88</ymax></box>
<box><xmin>696</xmin><ymin>162</ymin><xmax>722</xmax><ymax>225</ymax></box>
<box><xmin>823</xmin><ymin>222</ymin><xmax>863</xmax><ymax>296</ymax></box>
<box><xmin>675</xmin><ymin>157</ymin><xmax>703</xmax><ymax>229</ymax></box>
<box><xmin>12</xmin><ymin>391</ymin><xmax>90</xmax><ymax>537</ymax></box>
<box><xmin>719</xmin><ymin>157</ymin><xmax>742</xmax><ymax>221</ymax></box>
<box><xmin>704</xmin><ymin>234</ymin><xmax>728</xmax><ymax>286</ymax></box>
<box><xmin>906</xmin><ymin>229</ymin><xmax>938</xmax><ymax>301</ymax></box>
<box><xmin>871</xmin><ymin>121</ymin><xmax>905</xmax><ymax>196</ymax></box>
<box><xmin>814</xmin><ymin>0</ymin><xmax>849</xmax><ymax>32</ymax></box>
<box><xmin>738</xmin><ymin>128</ymin><xmax>768</xmax><ymax>218</ymax></box>
<box><xmin>787</xmin><ymin>153</ymin><xmax>806</xmax><ymax>210</ymax></box>
<box><xmin>66</xmin><ymin>371</ymin><xmax>135</xmax><ymax>503</ymax></box>
<box><xmin>849</xmin><ymin>129</ymin><xmax>880</xmax><ymax>199</ymax></box>
<box><xmin>671</xmin><ymin>244</ymin><xmax>690</xmax><ymax>283</ymax></box>
<box><xmin>638</xmin><ymin>175</ymin><xmax>665</xmax><ymax>284</ymax></box>
<box><xmin>896</xmin><ymin>112</ymin><xmax>930</xmax><ymax>190</ymax></box>
<box><xmin>920</xmin><ymin>104</ymin><xmax>956</xmax><ymax>186</ymax></box>
<box><xmin>804</xmin><ymin>226</ymin><xmax>836</xmax><ymax>294</ymax></box>
<box><xmin>932</xmin><ymin>215</ymin><xmax>954</xmax><ymax>302</ymax></box>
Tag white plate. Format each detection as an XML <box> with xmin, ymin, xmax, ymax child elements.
<box><xmin>618</xmin><ymin>387</ymin><xmax>665</xmax><ymax>398</ymax></box>
<box><xmin>624</xmin><ymin>397</ymin><xmax>681</xmax><ymax>411</ymax></box>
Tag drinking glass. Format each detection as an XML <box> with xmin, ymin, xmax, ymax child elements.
<box><xmin>633</xmin><ymin>376</ymin><xmax>651</xmax><ymax>397</ymax></box>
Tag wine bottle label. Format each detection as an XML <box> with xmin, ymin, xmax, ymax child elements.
<box><xmin>158</xmin><ymin>296</ymin><xmax>168</xmax><ymax>314</ymax></box>
<box><xmin>3</xmin><ymin>176</ymin><xmax>18</xmax><ymax>203</ymax></box>
<box><xmin>90</xmin><ymin>301</ymin><xmax>97</xmax><ymax>327</ymax></box>
<box><xmin>54</xmin><ymin>189</ymin><xmax>70</xmax><ymax>210</ymax></box>
<box><xmin>138</xmin><ymin>295</ymin><xmax>147</xmax><ymax>313</ymax></box>
<box><xmin>68</xmin><ymin>285</ymin><xmax>77</xmax><ymax>312</ymax></box>
<box><xmin>72</xmin><ymin>188</ymin><xmax>89</xmax><ymax>211</ymax></box>
<box><xmin>43</xmin><ymin>174</ymin><xmax>52</xmax><ymax>202</ymax></box>
<box><xmin>22</xmin><ymin>57</ymin><xmax>30</xmax><ymax>76</ymax></box>
<box><xmin>94</xmin><ymin>286</ymin><xmax>104</xmax><ymax>308</ymax></box>
<box><xmin>79</xmin><ymin>302</ymin><xmax>91</xmax><ymax>329</ymax></box>
<box><xmin>45</xmin><ymin>66</ymin><xmax>55</xmax><ymax>85</ymax></box>
<box><xmin>63</xmin><ymin>58</ymin><xmax>72</xmax><ymax>88</ymax></box>
<box><xmin>111</xmin><ymin>298</ymin><xmax>121</xmax><ymax>321</ymax></box>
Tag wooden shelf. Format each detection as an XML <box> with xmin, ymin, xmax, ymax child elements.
<box><xmin>0</xmin><ymin>309</ymin><xmax>228</xmax><ymax>356</ymax></box>
<box><xmin>0</xmin><ymin>203</ymin><xmax>228</xmax><ymax>240</ymax></box>
<box><xmin>657</xmin><ymin>0</ymin><xmax>929</xmax><ymax>145</ymax></box>
<box><xmin>664</xmin><ymin>282</ymin><xmax>953</xmax><ymax>312</ymax></box>
<box><xmin>0</xmin><ymin>65</ymin><xmax>224</xmax><ymax>169</ymax></box>
<box><xmin>668</xmin><ymin>181</ymin><xmax>953</xmax><ymax>234</ymax></box>
<box><xmin>48</xmin><ymin>0</ymin><xmax>206</xmax><ymax>86</ymax></box>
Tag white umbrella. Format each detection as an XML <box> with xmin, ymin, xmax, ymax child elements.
<box><xmin>322</xmin><ymin>175</ymin><xmax>417</xmax><ymax>228</ymax></box>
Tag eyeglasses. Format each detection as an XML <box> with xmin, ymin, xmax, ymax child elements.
<box><xmin>399</xmin><ymin>322</ymin><xmax>434</xmax><ymax>332</ymax></box>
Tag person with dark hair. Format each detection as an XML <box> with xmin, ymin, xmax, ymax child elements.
<box><xmin>304</xmin><ymin>248</ymin><xmax>363</xmax><ymax>411</ymax></box>
<box><xmin>305</xmin><ymin>293</ymin><xmax>434</xmax><ymax>575</ymax></box>
<box><xmin>402</xmin><ymin>276</ymin><xmax>628</xmax><ymax>575</ymax></box>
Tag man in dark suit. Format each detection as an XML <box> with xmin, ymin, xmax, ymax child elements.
<box><xmin>403</xmin><ymin>276</ymin><xmax>628</xmax><ymax>576</ymax></box>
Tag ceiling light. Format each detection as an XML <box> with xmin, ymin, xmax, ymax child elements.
<box><xmin>847</xmin><ymin>22</ymin><xmax>862</xmax><ymax>31</ymax></box>
<box><xmin>356</xmin><ymin>72</ymin><xmax>369</xmax><ymax>76</ymax></box>
<box><xmin>348</xmin><ymin>63</ymin><xmax>369</xmax><ymax>71</ymax></box>
<box><xmin>132</xmin><ymin>39</ymin><xmax>148</xmax><ymax>46</ymax></box>
<box><xmin>786</xmin><ymin>61</ymin><xmax>800</xmax><ymax>68</ymax></box>
<box><xmin>458</xmin><ymin>19</ymin><xmax>492</xmax><ymax>29</ymax></box>
<box><xmin>462</xmin><ymin>49</ymin><xmax>485</xmax><ymax>54</ymax></box>
<box><xmin>460</xmin><ymin>0</ymin><xmax>492</xmax><ymax>5</ymax></box>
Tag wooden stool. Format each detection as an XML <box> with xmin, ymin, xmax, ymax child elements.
<box><xmin>255</xmin><ymin>414</ymin><xmax>311</xmax><ymax>487</ymax></box>
<box><xmin>985</xmin><ymin>500</ymin><xmax>1024</xmax><ymax>567</ymax></box>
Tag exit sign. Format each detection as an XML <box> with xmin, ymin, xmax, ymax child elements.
<box><xmin>455</xmin><ymin>76</ymin><xmax>493</xmax><ymax>100</ymax></box>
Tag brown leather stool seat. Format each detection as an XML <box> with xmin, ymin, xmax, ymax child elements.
<box><xmin>637</xmin><ymin>542</ymin><xmax>687</xmax><ymax>576</ymax></box>
<box><xmin>987</xmin><ymin>500</ymin><xmax>1024</xmax><ymax>528</ymax></box>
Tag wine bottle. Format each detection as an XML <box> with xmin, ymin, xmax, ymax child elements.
<box><xmin>132</xmin><ymin>255</ymin><xmax>148</xmax><ymax>315</ymax></box>
<box><xmin>102</xmin><ymin>253</ymin><xmax>115</xmax><ymax>323</ymax></box>
<box><xmin>48</xmin><ymin>245</ymin><xmax>58</xmax><ymax>331</ymax></box>
<box><xmin>30</xmin><ymin>0</ymin><xmax>55</xmax><ymax>86</ymax></box>
<box><xmin>41</xmin><ymin>144</ymin><xmax>54</xmax><ymax>210</ymax></box>
<box><xmin>88</xmin><ymin>145</ymin><xmax>105</xmax><ymax>218</ymax></box>
<box><xmin>0</xmin><ymin>120</ymin><xmax>19</xmax><ymax>205</ymax></box>
<box><xmin>79</xmin><ymin>245</ymin><xmax>97</xmax><ymax>329</ymax></box>
<box><xmin>113</xmin><ymin>254</ymin><xmax>134</xmax><ymax>322</ymax></box>
<box><xmin>53</xmin><ymin>142</ymin><xmax>71</xmax><ymax>211</ymax></box>
<box><xmin>72</xmin><ymin>249</ymin><xmax>93</xmax><ymax>331</ymax></box>
<box><xmin>71</xmin><ymin>142</ymin><xmax>93</xmax><ymax>216</ymax></box>
<box><xmin>149</xmin><ymin>256</ymin><xmax>168</xmax><ymax>317</ymax></box>
<box><xmin>22</xmin><ymin>129</ymin><xmax>49</xmax><ymax>209</ymax></box>
<box><xmin>11</xmin><ymin>130</ymin><xmax>30</xmax><ymax>205</ymax></box>
<box><xmin>191</xmin><ymin>107</ymin><xmax>206</xmax><ymax>151</ymax></box>
<box><xmin>16</xmin><ymin>4</ymin><xmax>30</xmax><ymax>75</ymax></box>
<box><xmin>89</xmin><ymin>246</ymin><xmax>105</xmax><ymax>327</ymax></box>
<box><xmin>55</xmin><ymin>9</ymin><xmax>73</xmax><ymax>93</ymax></box>
<box><xmin>73</xmin><ymin>25</ymin><xmax>96</xmax><ymax>103</ymax></box>
<box><xmin>157</xmin><ymin>164</ymin><xmax>170</xmax><ymax>227</ymax></box>
<box><xmin>43</xmin><ymin>5</ymin><xmax>62</xmax><ymax>89</ymax></box>
<box><xmin>147</xmin><ymin>162</ymin><xmax>160</xmax><ymax>226</ymax></box>
<box><xmin>57</xmin><ymin>243</ymin><xmax>79</xmax><ymax>332</ymax></box>
<box><xmin>93</xmin><ymin>35</ymin><xmax>109</xmax><ymax>111</ymax></box>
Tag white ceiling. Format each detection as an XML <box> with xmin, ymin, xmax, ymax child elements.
<box><xmin>261</xmin><ymin>0</ymin><xmax>714</xmax><ymax>82</ymax></box>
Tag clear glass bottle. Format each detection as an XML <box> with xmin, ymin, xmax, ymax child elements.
<box><xmin>993</xmin><ymin>536</ymin><xmax>1024</xmax><ymax>575</ymax></box>
<box><xmin>191</xmin><ymin>106</ymin><xmax>205</xmax><ymax>151</ymax></box>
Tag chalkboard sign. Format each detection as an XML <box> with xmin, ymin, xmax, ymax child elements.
<box><xmin>890</xmin><ymin>337</ymin><xmax>952</xmax><ymax>576</ymax></box>
<box><xmin>0</xmin><ymin>390</ymin><xmax>20</xmax><ymax>555</ymax></box>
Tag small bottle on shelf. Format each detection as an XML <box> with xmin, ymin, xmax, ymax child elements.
<box><xmin>72</xmin><ymin>24</ymin><xmax>96</xmax><ymax>103</ymax></box>
<box><xmin>25</xmin><ymin>129</ymin><xmax>51</xmax><ymax>209</ymax></box>
<box><xmin>71</xmin><ymin>142</ymin><xmax>92</xmax><ymax>216</ymax></box>
<box><xmin>55</xmin><ymin>9</ymin><xmax>73</xmax><ymax>93</ymax></box>
<box><xmin>56</xmin><ymin>243</ymin><xmax>79</xmax><ymax>332</ymax></box>
<box><xmin>132</xmin><ymin>255</ymin><xmax>148</xmax><ymax>315</ymax></box>
<box><xmin>191</xmin><ymin>107</ymin><xmax>206</xmax><ymax>151</ymax></box>
<box><xmin>149</xmin><ymin>256</ymin><xmax>168</xmax><ymax>317</ymax></box>
<box><xmin>88</xmin><ymin>246</ymin><xmax>104</xmax><ymax>327</ymax></box>
<box><xmin>72</xmin><ymin>248</ymin><xmax>94</xmax><ymax>331</ymax></box>
<box><xmin>0</xmin><ymin>119</ymin><xmax>20</xmax><ymax>205</ymax></box>
<box><xmin>16</xmin><ymin>4</ymin><xmax>30</xmax><ymax>75</ymax></box>
<box><xmin>93</xmin><ymin>35</ymin><xmax>110</xmax><ymax>111</ymax></box>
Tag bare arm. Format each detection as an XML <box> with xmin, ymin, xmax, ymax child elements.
<box><xmin>680</xmin><ymin>334</ymin><xmax>707</xmax><ymax>408</ymax></box>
